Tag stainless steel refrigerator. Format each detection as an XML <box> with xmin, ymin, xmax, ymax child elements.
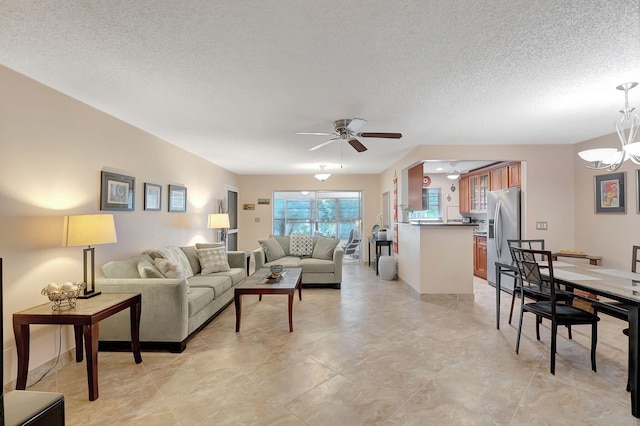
<box><xmin>487</xmin><ymin>187</ymin><xmax>521</xmax><ymax>291</ymax></box>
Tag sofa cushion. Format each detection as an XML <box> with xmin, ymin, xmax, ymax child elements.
<box><xmin>197</xmin><ymin>247</ymin><xmax>231</xmax><ymax>274</ymax></box>
<box><xmin>271</xmin><ymin>236</ymin><xmax>290</xmax><ymax>256</ymax></box>
<box><xmin>312</xmin><ymin>236</ymin><xmax>339</xmax><ymax>260</ymax></box>
<box><xmin>188</xmin><ymin>274</ymin><xmax>233</xmax><ymax>298</ymax></box>
<box><xmin>290</xmin><ymin>233</ymin><xmax>313</xmax><ymax>256</ymax></box>
<box><xmin>264</xmin><ymin>256</ymin><xmax>301</xmax><ymax>268</ymax></box>
<box><xmin>101</xmin><ymin>254</ymin><xmax>155</xmax><ymax>278</ymax></box>
<box><xmin>137</xmin><ymin>260</ymin><xmax>164</xmax><ymax>278</ymax></box>
<box><xmin>156</xmin><ymin>247</ymin><xmax>195</xmax><ymax>278</ymax></box>
<box><xmin>299</xmin><ymin>257</ymin><xmax>336</xmax><ymax>273</ymax></box>
<box><xmin>154</xmin><ymin>258</ymin><xmax>187</xmax><ymax>279</ymax></box>
<box><xmin>187</xmin><ymin>287</ymin><xmax>215</xmax><ymax>317</ymax></box>
<box><xmin>180</xmin><ymin>246</ymin><xmax>202</xmax><ymax>276</ymax></box>
<box><xmin>259</xmin><ymin>237</ymin><xmax>286</xmax><ymax>262</ymax></box>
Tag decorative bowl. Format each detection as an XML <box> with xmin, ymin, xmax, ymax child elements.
<box><xmin>269</xmin><ymin>264</ymin><xmax>284</xmax><ymax>276</ymax></box>
<box><xmin>41</xmin><ymin>282</ymin><xmax>86</xmax><ymax>310</ymax></box>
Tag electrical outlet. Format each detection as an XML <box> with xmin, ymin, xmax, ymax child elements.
<box><xmin>255</xmin><ymin>217</ymin><xmax>260</xmax><ymax>223</ymax></box>
<box><xmin>536</xmin><ymin>221</ymin><xmax>548</xmax><ymax>230</ymax></box>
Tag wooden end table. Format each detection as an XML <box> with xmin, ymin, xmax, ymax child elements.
<box><xmin>13</xmin><ymin>293</ymin><xmax>142</xmax><ymax>401</ymax></box>
<box><xmin>234</xmin><ymin>267</ymin><xmax>302</xmax><ymax>332</ymax></box>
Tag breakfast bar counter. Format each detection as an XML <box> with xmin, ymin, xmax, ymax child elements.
<box><xmin>397</xmin><ymin>222</ymin><xmax>475</xmax><ymax>295</ymax></box>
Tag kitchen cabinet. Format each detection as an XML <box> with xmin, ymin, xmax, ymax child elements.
<box><xmin>468</xmin><ymin>172</ymin><xmax>489</xmax><ymax>212</ymax></box>
<box><xmin>474</xmin><ymin>235</ymin><xmax>487</xmax><ymax>279</ymax></box>
<box><xmin>508</xmin><ymin>162</ymin><xmax>521</xmax><ymax>187</ymax></box>
<box><xmin>490</xmin><ymin>166</ymin><xmax>508</xmax><ymax>190</ymax></box>
<box><xmin>407</xmin><ymin>163</ymin><xmax>424</xmax><ymax>213</ymax></box>
<box><xmin>459</xmin><ymin>176</ymin><xmax>470</xmax><ymax>213</ymax></box>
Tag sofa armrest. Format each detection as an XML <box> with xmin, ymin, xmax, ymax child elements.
<box><xmin>252</xmin><ymin>247</ymin><xmax>266</xmax><ymax>271</ymax></box>
<box><xmin>227</xmin><ymin>251</ymin><xmax>247</xmax><ymax>274</ymax></box>
<box><xmin>95</xmin><ymin>278</ymin><xmax>189</xmax><ymax>342</ymax></box>
<box><xmin>333</xmin><ymin>247</ymin><xmax>344</xmax><ymax>283</ymax></box>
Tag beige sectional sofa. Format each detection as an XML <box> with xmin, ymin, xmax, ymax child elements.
<box><xmin>253</xmin><ymin>234</ymin><xmax>343</xmax><ymax>289</ymax></box>
<box><xmin>96</xmin><ymin>244</ymin><xmax>246</xmax><ymax>353</ymax></box>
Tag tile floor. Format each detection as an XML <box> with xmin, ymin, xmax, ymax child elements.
<box><xmin>14</xmin><ymin>262</ymin><xmax>640</xmax><ymax>425</ymax></box>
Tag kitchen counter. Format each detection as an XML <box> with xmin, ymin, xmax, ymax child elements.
<box><xmin>409</xmin><ymin>221</ymin><xmax>478</xmax><ymax>227</ymax></box>
<box><xmin>397</xmin><ymin>223</ymin><xmax>474</xmax><ymax>296</ymax></box>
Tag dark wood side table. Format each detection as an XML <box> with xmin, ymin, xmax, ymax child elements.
<box><xmin>13</xmin><ymin>293</ymin><xmax>142</xmax><ymax>401</ymax></box>
<box><xmin>368</xmin><ymin>238</ymin><xmax>393</xmax><ymax>275</ymax></box>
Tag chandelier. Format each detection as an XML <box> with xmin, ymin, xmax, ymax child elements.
<box><xmin>314</xmin><ymin>165</ymin><xmax>331</xmax><ymax>181</ymax></box>
<box><xmin>578</xmin><ymin>82</ymin><xmax>640</xmax><ymax>171</ymax></box>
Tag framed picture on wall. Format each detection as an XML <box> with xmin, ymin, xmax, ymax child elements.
<box><xmin>100</xmin><ymin>171</ymin><xmax>135</xmax><ymax>211</ymax></box>
<box><xmin>144</xmin><ymin>183</ymin><xmax>162</xmax><ymax>211</ymax></box>
<box><xmin>594</xmin><ymin>172</ymin><xmax>625</xmax><ymax>213</ymax></box>
<box><xmin>168</xmin><ymin>185</ymin><xmax>187</xmax><ymax>212</ymax></box>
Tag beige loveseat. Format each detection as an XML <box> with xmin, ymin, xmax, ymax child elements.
<box><xmin>96</xmin><ymin>244</ymin><xmax>246</xmax><ymax>353</ymax></box>
<box><xmin>253</xmin><ymin>234</ymin><xmax>343</xmax><ymax>289</ymax></box>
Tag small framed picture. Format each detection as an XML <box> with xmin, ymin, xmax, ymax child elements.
<box><xmin>168</xmin><ymin>185</ymin><xmax>187</xmax><ymax>212</ymax></box>
<box><xmin>594</xmin><ymin>172</ymin><xmax>625</xmax><ymax>213</ymax></box>
<box><xmin>144</xmin><ymin>183</ymin><xmax>162</xmax><ymax>211</ymax></box>
<box><xmin>257</xmin><ymin>198</ymin><xmax>270</xmax><ymax>205</ymax></box>
<box><xmin>243</xmin><ymin>204</ymin><xmax>255</xmax><ymax>210</ymax></box>
<box><xmin>101</xmin><ymin>171</ymin><xmax>135</xmax><ymax>211</ymax></box>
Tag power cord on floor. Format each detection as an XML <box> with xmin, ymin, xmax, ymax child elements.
<box><xmin>26</xmin><ymin>324</ymin><xmax>63</xmax><ymax>388</ymax></box>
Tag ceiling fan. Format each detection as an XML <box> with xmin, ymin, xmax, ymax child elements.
<box><xmin>295</xmin><ymin>118</ymin><xmax>402</xmax><ymax>152</ymax></box>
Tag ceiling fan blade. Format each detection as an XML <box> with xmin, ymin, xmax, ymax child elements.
<box><xmin>357</xmin><ymin>132</ymin><xmax>402</xmax><ymax>139</ymax></box>
<box><xmin>346</xmin><ymin>118</ymin><xmax>367</xmax><ymax>133</ymax></box>
<box><xmin>295</xmin><ymin>131</ymin><xmax>334</xmax><ymax>136</ymax></box>
<box><xmin>308</xmin><ymin>138</ymin><xmax>338</xmax><ymax>151</ymax></box>
<box><xmin>348</xmin><ymin>138</ymin><xmax>368</xmax><ymax>153</ymax></box>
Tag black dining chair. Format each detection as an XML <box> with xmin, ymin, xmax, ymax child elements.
<box><xmin>506</xmin><ymin>239</ymin><xmax>545</xmax><ymax>325</ymax></box>
<box><xmin>512</xmin><ymin>247</ymin><xmax>599</xmax><ymax>375</ymax></box>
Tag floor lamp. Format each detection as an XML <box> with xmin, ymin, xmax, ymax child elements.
<box><xmin>208</xmin><ymin>213</ymin><xmax>230</xmax><ymax>244</ymax></box>
<box><xmin>62</xmin><ymin>214</ymin><xmax>117</xmax><ymax>298</ymax></box>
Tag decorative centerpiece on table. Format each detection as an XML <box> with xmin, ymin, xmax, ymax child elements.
<box><xmin>41</xmin><ymin>282</ymin><xmax>86</xmax><ymax>310</ymax></box>
<box><xmin>266</xmin><ymin>265</ymin><xmax>284</xmax><ymax>283</ymax></box>
<box><xmin>375</xmin><ymin>214</ymin><xmax>387</xmax><ymax>240</ymax></box>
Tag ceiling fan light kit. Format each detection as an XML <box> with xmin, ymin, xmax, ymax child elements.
<box><xmin>314</xmin><ymin>165</ymin><xmax>331</xmax><ymax>182</ymax></box>
<box><xmin>578</xmin><ymin>82</ymin><xmax>640</xmax><ymax>171</ymax></box>
<box><xmin>296</xmin><ymin>118</ymin><xmax>402</xmax><ymax>153</ymax></box>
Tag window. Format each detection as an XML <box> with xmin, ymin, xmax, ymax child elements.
<box><xmin>409</xmin><ymin>188</ymin><xmax>442</xmax><ymax>220</ymax></box>
<box><xmin>273</xmin><ymin>191</ymin><xmax>362</xmax><ymax>239</ymax></box>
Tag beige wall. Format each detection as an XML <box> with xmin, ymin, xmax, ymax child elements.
<box><xmin>0</xmin><ymin>65</ymin><xmax>238</xmax><ymax>385</ymax></box>
<box><xmin>574</xmin><ymin>134</ymin><xmax>640</xmax><ymax>270</ymax></box>
<box><xmin>236</xmin><ymin>174</ymin><xmax>380</xmax><ymax>253</ymax></box>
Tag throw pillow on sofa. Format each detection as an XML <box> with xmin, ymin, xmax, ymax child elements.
<box><xmin>290</xmin><ymin>233</ymin><xmax>313</xmax><ymax>257</ymax></box>
<box><xmin>154</xmin><ymin>258</ymin><xmax>187</xmax><ymax>279</ymax></box>
<box><xmin>137</xmin><ymin>260</ymin><xmax>164</xmax><ymax>278</ymax></box>
<box><xmin>312</xmin><ymin>236</ymin><xmax>340</xmax><ymax>260</ymax></box>
<box><xmin>197</xmin><ymin>247</ymin><xmax>231</xmax><ymax>274</ymax></box>
<box><xmin>259</xmin><ymin>237</ymin><xmax>286</xmax><ymax>262</ymax></box>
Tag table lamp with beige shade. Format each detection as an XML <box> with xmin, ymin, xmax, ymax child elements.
<box><xmin>208</xmin><ymin>213</ymin><xmax>230</xmax><ymax>243</ymax></box>
<box><xmin>62</xmin><ymin>214</ymin><xmax>117</xmax><ymax>298</ymax></box>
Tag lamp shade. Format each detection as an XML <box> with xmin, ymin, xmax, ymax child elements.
<box><xmin>208</xmin><ymin>213</ymin><xmax>230</xmax><ymax>229</ymax></box>
<box><xmin>62</xmin><ymin>214</ymin><xmax>117</xmax><ymax>247</ymax></box>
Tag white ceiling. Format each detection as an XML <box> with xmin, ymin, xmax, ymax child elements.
<box><xmin>2</xmin><ymin>1</ymin><xmax>639</xmax><ymax>175</ymax></box>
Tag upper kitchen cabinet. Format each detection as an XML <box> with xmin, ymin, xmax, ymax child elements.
<box><xmin>460</xmin><ymin>161</ymin><xmax>521</xmax><ymax>213</ymax></box>
<box><xmin>490</xmin><ymin>165</ymin><xmax>508</xmax><ymax>190</ymax></box>
<box><xmin>459</xmin><ymin>176</ymin><xmax>470</xmax><ymax>213</ymax></box>
<box><xmin>407</xmin><ymin>163</ymin><xmax>424</xmax><ymax>213</ymax></box>
<box><xmin>464</xmin><ymin>170</ymin><xmax>489</xmax><ymax>213</ymax></box>
<box><xmin>508</xmin><ymin>162</ymin><xmax>521</xmax><ymax>187</ymax></box>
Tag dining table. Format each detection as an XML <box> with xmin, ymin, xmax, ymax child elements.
<box><xmin>494</xmin><ymin>260</ymin><xmax>640</xmax><ymax>418</ymax></box>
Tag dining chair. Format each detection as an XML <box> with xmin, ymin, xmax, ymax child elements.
<box><xmin>506</xmin><ymin>239</ymin><xmax>545</xmax><ymax>325</ymax></box>
<box><xmin>342</xmin><ymin>229</ymin><xmax>361</xmax><ymax>260</ymax></box>
<box><xmin>512</xmin><ymin>247</ymin><xmax>599</xmax><ymax>375</ymax></box>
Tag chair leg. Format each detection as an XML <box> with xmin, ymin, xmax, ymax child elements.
<box><xmin>516</xmin><ymin>308</ymin><xmax>525</xmax><ymax>354</ymax></box>
<box><xmin>535</xmin><ymin>315</ymin><xmax>541</xmax><ymax>341</ymax></box>
<box><xmin>567</xmin><ymin>325</ymin><xmax>572</xmax><ymax>340</ymax></box>
<box><xmin>591</xmin><ymin>321</ymin><xmax>597</xmax><ymax>373</ymax></box>
<box><xmin>508</xmin><ymin>290</ymin><xmax>517</xmax><ymax>325</ymax></box>
<box><xmin>551</xmin><ymin>321</ymin><xmax>558</xmax><ymax>375</ymax></box>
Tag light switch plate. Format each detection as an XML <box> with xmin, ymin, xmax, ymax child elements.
<box><xmin>255</xmin><ymin>217</ymin><xmax>260</xmax><ymax>223</ymax></box>
<box><xmin>536</xmin><ymin>221</ymin><xmax>548</xmax><ymax>230</ymax></box>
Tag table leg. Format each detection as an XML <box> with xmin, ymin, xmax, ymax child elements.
<box><xmin>495</xmin><ymin>264</ymin><xmax>501</xmax><ymax>330</ymax></box>
<box><xmin>13</xmin><ymin>322</ymin><xmax>29</xmax><ymax>390</ymax></box>
<box><xmin>235</xmin><ymin>293</ymin><xmax>242</xmax><ymax>332</ymax></box>
<box><xmin>298</xmin><ymin>281</ymin><xmax>302</xmax><ymax>301</ymax></box>
<box><xmin>629</xmin><ymin>305</ymin><xmax>639</xmax><ymax>417</ymax></box>
<box><xmin>288</xmin><ymin>292</ymin><xmax>294</xmax><ymax>332</ymax></box>
<box><xmin>83</xmin><ymin>323</ymin><xmax>99</xmax><ymax>401</ymax></box>
<box><xmin>74</xmin><ymin>325</ymin><xmax>83</xmax><ymax>362</ymax></box>
<box><xmin>129</xmin><ymin>301</ymin><xmax>142</xmax><ymax>364</ymax></box>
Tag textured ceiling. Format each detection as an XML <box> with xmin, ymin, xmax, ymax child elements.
<box><xmin>2</xmin><ymin>1</ymin><xmax>639</xmax><ymax>175</ymax></box>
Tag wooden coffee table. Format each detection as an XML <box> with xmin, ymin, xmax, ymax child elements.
<box><xmin>234</xmin><ymin>267</ymin><xmax>302</xmax><ymax>332</ymax></box>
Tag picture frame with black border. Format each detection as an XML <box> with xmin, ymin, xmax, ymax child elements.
<box><xmin>144</xmin><ymin>183</ymin><xmax>162</xmax><ymax>211</ymax></box>
<box><xmin>101</xmin><ymin>171</ymin><xmax>135</xmax><ymax>211</ymax></box>
<box><xmin>168</xmin><ymin>185</ymin><xmax>187</xmax><ymax>212</ymax></box>
<box><xmin>594</xmin><ymin>172</ymin><xmax>625</xmax><ymax>213</ymax></box>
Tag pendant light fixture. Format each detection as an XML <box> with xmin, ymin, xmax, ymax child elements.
<box><xmin>314</xmin><ymin>165</ymin><xmax>331</xmax><ymax>181</ymax></box>
<box><xmin>578</xmin><ymin>82</ymin><xmax>640</xmax><ymax>171</ymax></box>
<box><xmin>446</xmin><ymin>161</ymin><xmax>460</xmax><ymax>180</ymax></box>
